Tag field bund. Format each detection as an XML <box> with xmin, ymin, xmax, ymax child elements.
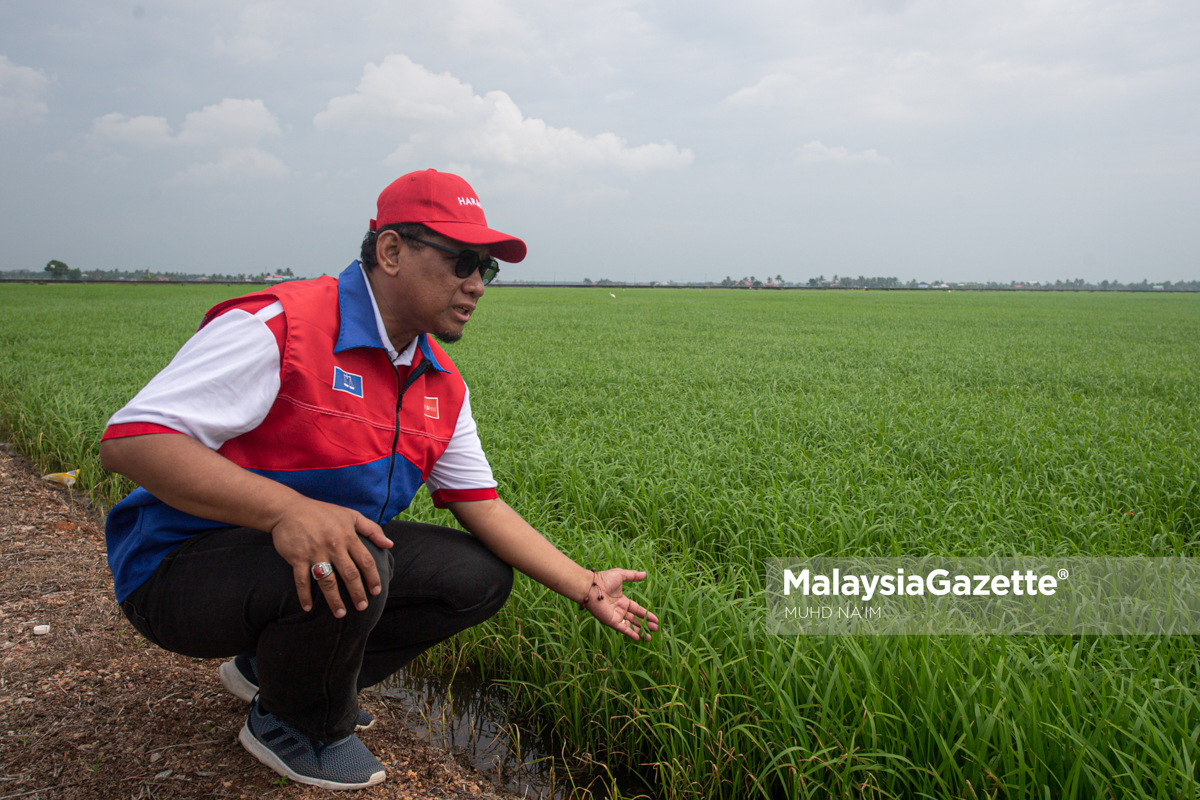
<box><xmin>2</xmin><ymin>284</ymin><xmax>1199</xmax><ymax>798</ymax></box>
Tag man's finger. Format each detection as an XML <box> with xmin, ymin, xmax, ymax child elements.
<box><xmin>626</xmin><ymin>600</ymin><xmax>659</xmax><ymax>627</ymax></box>
<box><xmin>354</xmin><ymin>515</ymin><xmax>393</xmax><ymax>550</ymax></box>
<box><xmin>293</xmin><ymin>565</ymin><xmax>314</xmax><ymax>613</ymax></box>
<box><xmin>333</xmin><ymin>553</ymin><xmax>369</xmax><ymax>612</ymax></box>
<box><xmin>349</xmin><ymin>539</ymin><xmax>383</xmax><ymax>598</ymax></box>
<box><xmin>316</xmin><ymin>569</ymin><xmax>347</xmax><ymax>618</ymax></box>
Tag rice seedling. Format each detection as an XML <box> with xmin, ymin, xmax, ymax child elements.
<box><xmin>2</xmin><ymin>283</ymin><xmax>1198</xmax><ymax>797</ymax></box>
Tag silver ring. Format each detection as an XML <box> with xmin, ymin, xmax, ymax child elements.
<box><xmin>310</xmin><ymin>561</ymin><xmax>335</xmax><ymax>581</ymax></box>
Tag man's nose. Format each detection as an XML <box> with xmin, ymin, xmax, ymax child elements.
<box><xmin>462</xmin><ymin>268</ymin><xmax>486</xmax><ymax>297</ymax></box>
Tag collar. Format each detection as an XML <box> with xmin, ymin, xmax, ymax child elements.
<box><xmin>333</xmin><ymin>261</ymin><xmax>448</xmax><ymax>373</ymax></box>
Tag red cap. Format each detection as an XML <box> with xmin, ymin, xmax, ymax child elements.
<box><xmin>370</xmin><ymin>169</ymin><xmax>527</xmax><ymax>263</ymax></box>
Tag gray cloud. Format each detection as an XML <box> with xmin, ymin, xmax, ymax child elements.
<box><xmin>0</xmin><ymin>55</ymin><xmax>51</xmax><ymax>125</ymax></box>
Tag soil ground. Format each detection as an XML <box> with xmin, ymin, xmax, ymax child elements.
<box><xmin>0</xmin><ymin>448</ymin><xmax>520</xmax><ymax>800</ymax></box>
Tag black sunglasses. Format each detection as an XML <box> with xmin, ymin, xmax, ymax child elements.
<box><xmin>401</xmin><ymin>235</ymin><xmax>500</xmax><ymax>285</ymax></box>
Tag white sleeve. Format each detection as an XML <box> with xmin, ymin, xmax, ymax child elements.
<box><xmin>425</xmin><ymin>386</ymin><xmax>497</xmax><ymax>492</ymax></box>
<box><xmin>105</xmin><ymin>304</ymin><xmax>283</xmax><ymax>451</ymax></box>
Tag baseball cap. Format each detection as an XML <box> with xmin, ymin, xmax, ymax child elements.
<box><xmin>371</xmin><ymin>169</ymin><xmax>527</xmax><ymax>263</ymax></box>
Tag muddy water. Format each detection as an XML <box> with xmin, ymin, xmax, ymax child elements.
<box><xmin>377</xmin><ymin>666</ymin><xmax>651</xmax><ymax>799</ymax></box>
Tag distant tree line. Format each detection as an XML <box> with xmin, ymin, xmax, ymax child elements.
<box><xmin>580</xmin><ymin>275</ymin><xmax>1200</xmax><ymax>291</ymax></box>
<box><xmin>2</xmin><ymin>264</ymin><xmax>298</xmax><ymax>283</ymax></box>
<box><xmin>5</xmin><ymin>265</ymin><xmax>1197</xmax><ymax>291</ymax></box>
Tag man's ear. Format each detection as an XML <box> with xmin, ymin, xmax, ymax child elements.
<box><xmin>376</xmin><ymin>230</ymin><xmax>404</xmax><ymax>276</ymax></box>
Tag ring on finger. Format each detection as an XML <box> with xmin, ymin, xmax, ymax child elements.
<box><xmin>310</xmin><ymin>561</ymin><xmax>335</xmax><ymax>581</ymax></box>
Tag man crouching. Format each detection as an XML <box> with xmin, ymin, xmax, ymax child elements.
<box><xmin>100</xmin><ymin>169</ymin><xmax>659</xmax><ymax>790</ymax></box>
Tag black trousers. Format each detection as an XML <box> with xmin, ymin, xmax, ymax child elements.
<box><xmin>120</xmin><ymin>520</ymin><xmax>512</xmax><ymax>742</ymax></box>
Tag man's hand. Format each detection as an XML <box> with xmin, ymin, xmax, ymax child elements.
<box><xmin>583</xmin><ymin>569</ymin><xmax>659</xmax><ymax>642</ymax></box>
<box><xmin>268</xmin><ymin>500</ymin><xmax>394</xmax><ymax>618</ymax></box>
<box><xmin>447</xmin><ymin>498</ymin><xmax>661</xmax><ymax>641</ymax></box>
<box><xmin>101</xmin><ymin>433</ymin><xmax>393</xmax><ymax>618</ymax></box>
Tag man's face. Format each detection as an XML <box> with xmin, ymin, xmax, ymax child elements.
<box><xmin>377</xmin><ymin>231</ymin><xmax>488</xmax><ymax>345</ymax></box>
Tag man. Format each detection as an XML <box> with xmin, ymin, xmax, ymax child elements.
<box><xmin>99</xmin><ymin>169</ymin><xmax>658</xmax><ymax>790</ymax></box>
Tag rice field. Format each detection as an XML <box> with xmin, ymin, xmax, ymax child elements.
<box><xmin>2</xmin><ymin>283</ymin><xmax>1199</xmax><ymax>798</ymax></box>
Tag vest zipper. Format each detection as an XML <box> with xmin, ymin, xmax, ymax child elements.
<box><xmin>378</xmin><ymin>357</ymin><xmax>432</xmax><ymax>525</ymax></box>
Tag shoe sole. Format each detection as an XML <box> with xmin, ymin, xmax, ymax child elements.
<box><xmin>238</xmin><ymin>722</ymin><xmax>386</xmax><ymax>790</ymax></box>
<box><xmin>219</xmin><ymin>659</ymin><xmax>258</xmax><ymax>703</ymax></box>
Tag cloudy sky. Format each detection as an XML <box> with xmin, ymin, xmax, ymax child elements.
<box><xmin>1</xmin><ymin>1</ymin><xmax>1197</xmax><ymax>284</ymax></box>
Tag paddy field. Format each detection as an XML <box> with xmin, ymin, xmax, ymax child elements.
<box><xmin>2</xmin><ymin>283</ymin><xmax>1197</xmax><ymax>798</ymax></box>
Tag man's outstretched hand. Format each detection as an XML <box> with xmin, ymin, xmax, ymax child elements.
<box><xmin>445</xmin><ymin>498</ymin><xmax>661</xmax><ymax>641</ymax></box>
<box><xmin>584</xmin><ymin>569</ymin><xmax>659</xmax><ymax>641</ymax></box>
<box><xmin>268</xmin><ymin>499</ymin><xmax>394</xmax><ymax>618</ymax></box>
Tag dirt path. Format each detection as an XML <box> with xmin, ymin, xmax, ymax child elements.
<box><xmin>0</xmin><ymin>448</ymin><xmax>517</xmax><ymax>800</ymax></box>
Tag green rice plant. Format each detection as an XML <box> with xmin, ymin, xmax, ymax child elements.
<box><xmin>2</xmin><ymin>283</ymin><xmax>1199</xmax><ymax>797</ymax></box>
<box><xmin>0</xmin><ymin>283</ymin><xmax>259</xmax><ymax>506</ymax></box>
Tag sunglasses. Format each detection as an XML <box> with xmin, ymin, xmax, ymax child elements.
<box><xmin>401</xmin><ymin>235</ymin><xmax>500</xmax><ymax>285</ymax></box>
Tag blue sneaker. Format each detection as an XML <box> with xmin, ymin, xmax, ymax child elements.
<box><xmin>220</xmin><ymin>654</ymin><xmax>376</xmax><ymax>730</ymax></box>
<box><xmin>239</xmin><ymin>699</ymin><xmax>385</xmax><ymax>790</ymax></box>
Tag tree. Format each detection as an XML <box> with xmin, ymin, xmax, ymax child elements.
<box><xmin>44</xmin><ymin>260</ymin><xmax>70</xmax><ymax>280</ymax></box>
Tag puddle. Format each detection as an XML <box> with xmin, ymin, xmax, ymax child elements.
<box><xmin>377</xmin><ymin>666</ymin><xmax>652</xmax><ymax>799</ymax></box>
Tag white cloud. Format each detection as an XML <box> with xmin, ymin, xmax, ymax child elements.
<box><xmin>176</xmin><ymin>99</ymin><xmax>281</xmax><ymax>146</ymax></box>
<box><xmin>90</xmin><ymin>99</ymin><xmax>285</xmax><ymax>183</ymax></box>
<box><xmin>92</xmin><ymin>99</ymin><xmax>281</xmax><ymax>148</ymax></box>
<box><xmin>213</xmin><ymin>2</ymin><xmax>307</xmax><ymax>63</ymax></box>
<box><xmin>795</xmin><ymin>141</ymin><xmax>890</xmax><ymax>165</ymax></box>
<box><xmin>172</xmin><ymin>147</ymin><xmax>289</xmax><ymax>183</ymax></box>
<box><xmin>314</xmin><ymin>55</ymin><xmax>693</xmax><ymax>174</ymax></box>
<box><xmin>92</xmin><ymin>112</ymin><xmax>175</xmax><ymax>148</ymax></box>
<box><xmin>723</xmin><ymin>72</ymin><xmax>795</xmax><ymax>109</ymax></box>
<box><xmin>719</xmin><ymin>1</ymin><xmax>1190</xmax><ymax>131</ymax></box>
<box><xmin>0</xmin><ymin>55</ymin><xmax>51</xmax><ymax>125</ymax></box>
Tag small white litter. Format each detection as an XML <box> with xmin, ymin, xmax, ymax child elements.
<box><xmin>33</xmin><ymin>625</ymin><xmax>50</xmax><ymax>635</ymax></box>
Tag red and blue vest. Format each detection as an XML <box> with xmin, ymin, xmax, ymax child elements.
<box><xmin>105</xmin><ymin>263</ymin><xmax>483</xmax><ymax>601</ymax></box>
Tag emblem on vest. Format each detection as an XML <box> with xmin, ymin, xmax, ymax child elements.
<box><xmin>423</xmin><ymin>397</ymin><xmax>439</xmax><ymax>419</ymax></box>
<box><xmin>332</xmin><ymin>367</ymin><xmax>364</xmax><ymax>398</ymax></box>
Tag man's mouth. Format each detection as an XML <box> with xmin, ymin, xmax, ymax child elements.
<box><xmin>452</xmin><ymin>304</ymin><xmax>474</xmax><ymax>321</ymax></box>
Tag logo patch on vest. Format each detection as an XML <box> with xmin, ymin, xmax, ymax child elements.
<box><xmin>423</xmin><ymin>397</ymin><xmax>439</xmax><ymax>419</ymax></box>
<box><xmin>332</xmin><ymin>367</ymin><xmax>364</xmax><ymax>398</ymax></box>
